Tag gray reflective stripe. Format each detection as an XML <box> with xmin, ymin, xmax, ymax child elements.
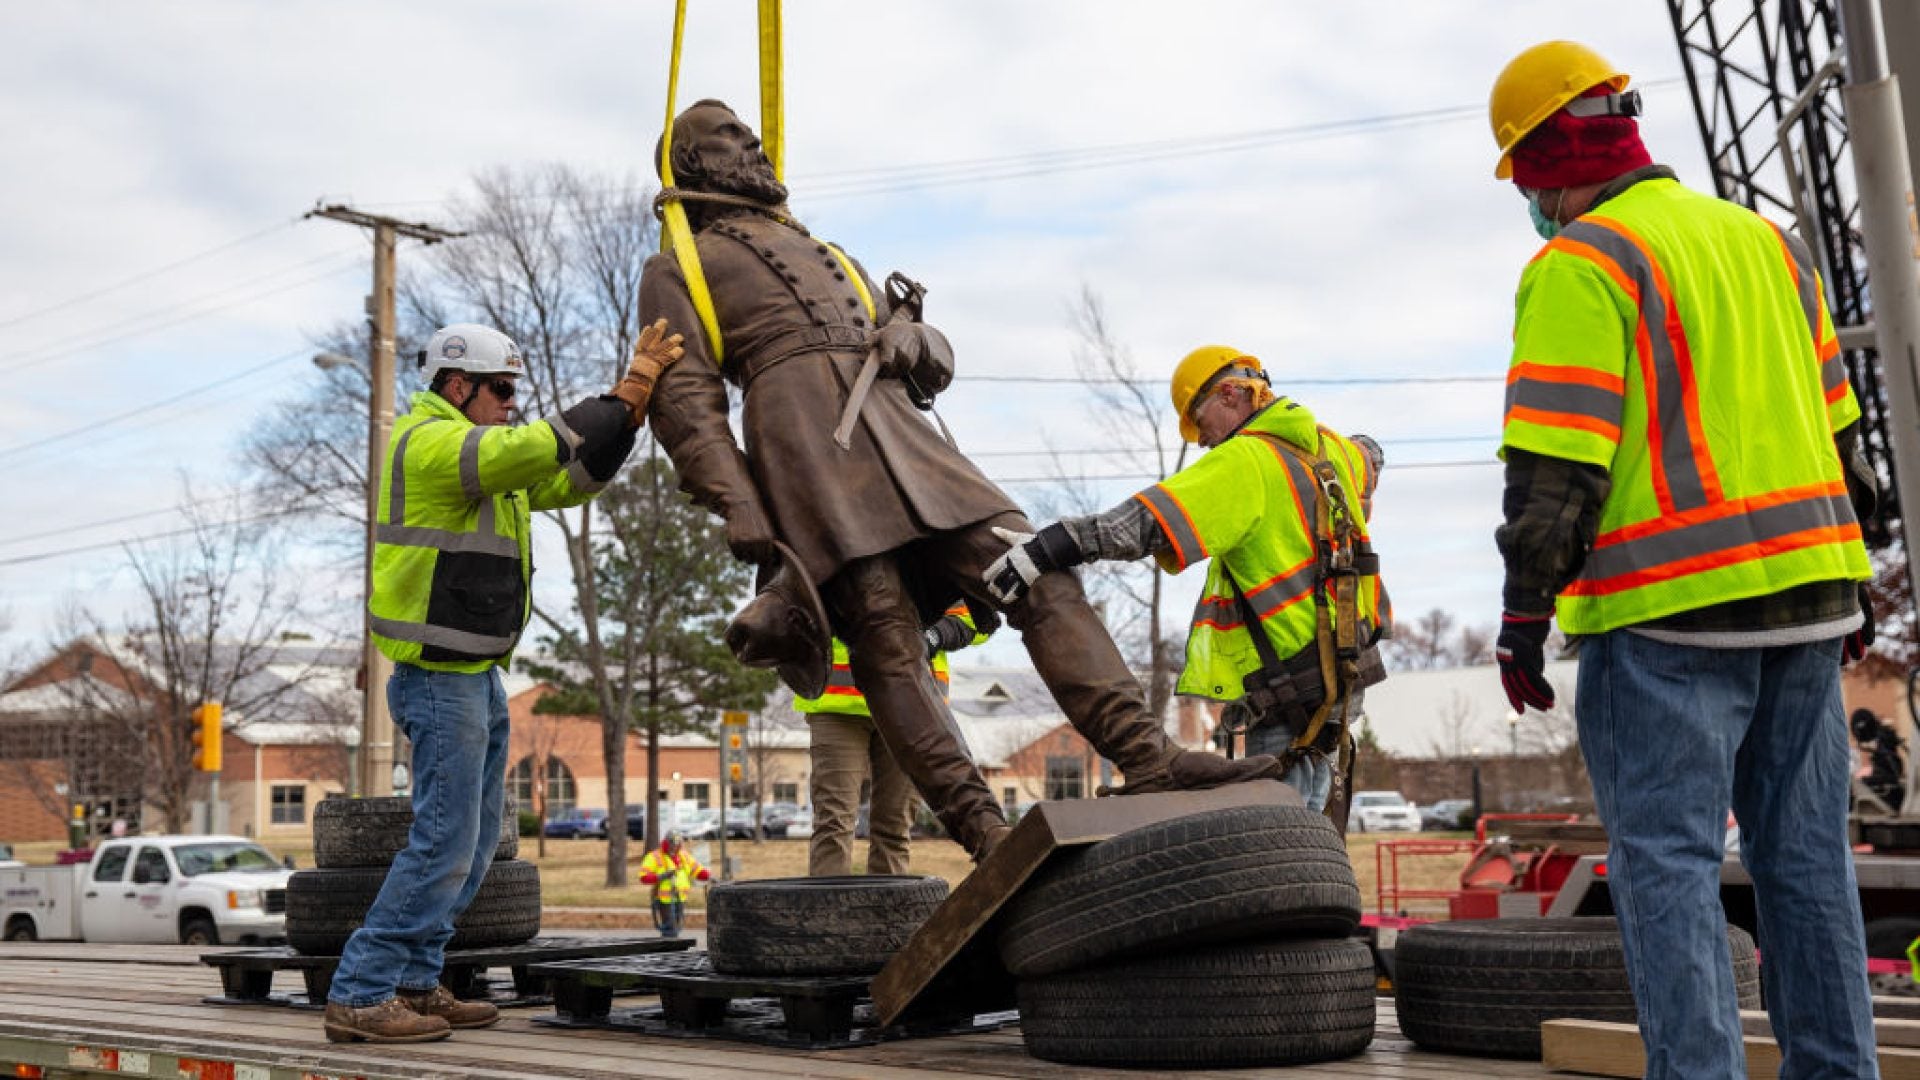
<box><xmin>1822</xmin><ymin>355</ymin><xmax>1848</xmax><ymax>396</ymax></box>
<box><xmin>374</xmin><ymin>523</ymin><xmax>518</xmax><ymax>557</ymax></box>
<box><xmin>387</xmin><ymin>420</ymin><xmax>439</xmax><ymax>526</ymax></box>
<box><xmin>1561</xmin><ymin>219</ymin><xmax>1713</xmax><ymax>511</ymax></box>
<box><xmin>370</xmin><ymin>616</ymin><xmax>517</xmax><ymax>657</ymax></box>
<box><xmin>1199</xmin><ymin>560</ymin><xmax>1317</xmax><ymax>628</ymax></box>
<box><xmin>459</xmin><ymin>428</ymin><xmax>486</xmax><ymax>502</ymax></box>
<box><xmin>545</xmin><ymin>410</ymin><xmax>582</xmax><ymax>458</ymax></box>
<box><xmin>1581</xmin><ymin>490</ymin><xmax>1854</xmax><ymax>583</ymax></box>
<box><xmin>566</xmin><ymin>457</ymin><xmax>607</xmax><ymax>495</ymax></box>
<box><xmin>1135</xmin><ymin>485</ymin><xmax>1204</xmax><ymax>567</ymax></box>
<box><xmin>1773</xmin><ymin>226</ymin><xmax>1824</xmax><ymax>347</ymax></box>
<box><xmin>1504</xmin><ymin>377</ymin><xmax>1623</xmax><ymax>428</ymax></box>
<box><xmin>1266</xmin><ymin>437</ymin><xmax>1319</xmax><ymax>528</ymax></box>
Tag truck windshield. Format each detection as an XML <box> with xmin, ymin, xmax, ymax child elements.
<box><xmin>173</xmin><ymin>843</ymin><xmax>280</xmax><ymax>876</ymax></box>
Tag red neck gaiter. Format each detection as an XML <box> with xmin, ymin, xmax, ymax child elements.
<box><xmin>1510</xmin><ymin>86</ymin><xmax>1652</xmax><ymax>189</ymax></box>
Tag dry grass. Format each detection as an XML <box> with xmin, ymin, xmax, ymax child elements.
<box><xmin>17</xmin><ymin>829</ymin><xmax>1478</xmax><ymax>918</ymax></box>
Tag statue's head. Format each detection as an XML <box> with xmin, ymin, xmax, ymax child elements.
<box><xmin>655</xmin><ymin>99</ymin><xmax>788</xmax><ymax>207</ymax></box>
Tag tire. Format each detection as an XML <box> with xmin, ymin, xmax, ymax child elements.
<box><xmin>706</xmin><ymin>875</ymin><xmax>947</xmax><ymax>976</ymax></box>
<box><xmin>312</xmin><ymin>796</ymin><xmax>519</xmax><ymax>869</ymax></box>
<box><xmin>180</xmin><ymin>917</ymin><xmax>220</xmax><ymax>947</ymax></box>
<box><xmin>997</xmin><ymin>804</ymin><xmax>1360</xmax><ymax>978</ymax></box>
<box><xmin>1018</xmin><ymin>937</ymin><xmax>1375</xmax><ymax>1068</ymax></box>
<box><xmin>284</xmin><ymin>859</ymin><xmax>541</xmax><ymax>955</ymax></box>
<box><xmin>1865</xmin><ymin>915</ymin><xmax>1920</xmax><ymax>960</ymax></box>
<box><xmin>4</xmin><ymin>916</ymin><xmax>36</xmax><ymax>942</ymax></box>
<box><xmin>1862</xmin><ymin>819</ymin><xmax>1920</xmax><ymax>852</ymax></box>
<box><xmin>1394</xmin><ymin>917</ymin><xmax>1760</xmax><ymax>1059</ymax></box>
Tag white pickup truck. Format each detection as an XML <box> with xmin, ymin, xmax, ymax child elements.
<box><xmin>0</xmin><ymin>835</ymin><xmax>291</xmax><ymax>946</ymax></box>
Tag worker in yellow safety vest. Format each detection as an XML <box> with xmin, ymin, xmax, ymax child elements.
<box><xmin>1485</xmin><ymin>41</ymin><xmax>1879</xmax><ymax>1080</ymax></box>
<box><xmin>639</xmin><ymin>832</ymin><xmax>710</xmax><ymax>939</ymax></box>
<box><xmin>324</xmin><ymin>319</ymin><xmax>683</xmax><ymax>1046</ymax></box>
<box><xmin>796</xmin><ymin>604</ymin><xmax>986</xmax><ymax>875</ymax></box>
<box><xmin>986</xmin><ymin>347</ymin><xmax>1389</xmax><ymax>823</ymax></box>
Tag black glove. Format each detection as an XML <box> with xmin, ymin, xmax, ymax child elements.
<box><xmin>1842</xmin><ymin>584</ymin><xmax>1875</xmax><ymax>665</ymax></box>
<box><xmin>983</xmin><ymin>523</ymin><xmax>1084</xmax><ymax>606</ymax></box>
<box><xmin>1496</xmin><ymin>612</ymin><xmax>1556</xmax><ymax>713</ymax></box>
<box><xmin>922</xmin><ymin>614</ymin><xmax>975</xmax><ymax>657</ymax></box>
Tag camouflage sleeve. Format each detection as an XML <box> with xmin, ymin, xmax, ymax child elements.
<box><xmin>1834</xmin><ymin>421</ymin><xmax>1879</xmax><ymax>525</ymax></box>
<box><xmin>1060</xmin><ymin>496</ymin><xmax>1168</xmax><ymax>564</ymax></box>
<box><xmin>1495</xmin><ymin>448</ymin><xmax>1611</xmax><ymax>617</ymax></box>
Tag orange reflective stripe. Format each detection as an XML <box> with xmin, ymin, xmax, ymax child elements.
<box><xmin>942</xmin><ymin>603</ymin><xmax>969</xmax><ymax>618</ymax></box>
<box><xmin>1507</xmin><ymin>361</ymin><xmax>1626</xmax><ymax>395</ymax></box>
<box><xmin>1569</xmin><ymin>481</ymin><xmax>1856</xmax><ymax>595</ymax></box>
<box><xmin>1505</xmin><ymin>361</ymin><xmax>1626</xmax><ymax>439</ymax></box>
<box><xmin>1195</xmin><ymin>555</ymin><xmax>1316</xmax><ymax>631</ymax></box>
<box><xmin>1545</xmin><ymin>234</ymin><xmax>1640</xmax><ymax>301</ymax></box>
<box><xmin>1565</xmin><ymin>215</ymin><xmax>1724</xmax><ymax>512</ymax></box>
<box><xmin>1136</xmin><ymin>485</ymin><xmax>1206</xmax><ymax>571</ymax></box>
<box><xmin>1506</xmin><ymin>405</ymin><xmax>1621</xmax><ymax>443</ymax></box>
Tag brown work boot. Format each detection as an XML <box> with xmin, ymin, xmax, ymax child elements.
<box><xmin>399</xmin><ymin>984</ymin><xmax>500</xmax><ymax>1029</ymax></box>
<box><xmin>323</xmin><ymin>998</ymin><xmax>451</xmax><ymax>1043</ymax></box>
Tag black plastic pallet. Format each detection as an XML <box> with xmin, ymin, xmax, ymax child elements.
<box><xmin>200</xmin><ymin>936</ymin><xmax>693</xmax><ymax>1009</ymax></box>
<box><xmin>530</xmin><ymin>951</ymin><xmax>1017</xmax><ymax>1049</ymax></box>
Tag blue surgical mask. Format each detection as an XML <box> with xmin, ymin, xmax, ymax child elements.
<box><xmin>1528</xmin><ymin>192</ymin><xmax>1561</xmax><ymax>240</ymax></box>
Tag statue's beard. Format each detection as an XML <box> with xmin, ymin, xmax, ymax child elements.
<box><xmin>696</xmin><ymin>152</ymin><xmax>788</xmax><ymax>206</ymax></box>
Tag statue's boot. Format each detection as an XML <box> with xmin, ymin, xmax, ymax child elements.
<box><xmin>829</xmin><ymin>556</ymin><xmax>1011</xmax><ymax>860</ymax></box>
<box><xmin>1011</xmin><ymin>560</ymin><xmax>1288</xmax><ymax>796</ymax></box>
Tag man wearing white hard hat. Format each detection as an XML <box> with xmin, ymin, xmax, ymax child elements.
<box><xmin>322</xmin><ymin>319</ymin><xmax>683</xmax><ymax>1044</ymax></box>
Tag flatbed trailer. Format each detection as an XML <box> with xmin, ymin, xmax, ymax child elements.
<box><xmin>0</xmin><ymin>942</ymin><xmax>1571</xmax><ymax>1079</ymax></box>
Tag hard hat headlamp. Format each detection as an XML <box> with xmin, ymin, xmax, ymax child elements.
<box><xmin>1562</xmin><ymin>89</ymin><xmax>1642</xmax><ymax>120</ymax></box>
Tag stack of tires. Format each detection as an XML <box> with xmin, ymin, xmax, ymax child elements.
<box><xmin>996</xmin><ymin>804</ymin><xmax>1373</xmax><ymax>1068</ymax></box>
<box><xmin>1393</xmin><ymin>917</ymin><xmax>1761</xmax><ymax>1058</ymax></box>
<box><xmin>705</xmin><ymin>875</ymin><xmax>949</xmax><ymax>976</ymax></box>
<box><xmin>285</xmin><ymin>796</ymin><xmax>540</xmax><ymax>955</ymax></box>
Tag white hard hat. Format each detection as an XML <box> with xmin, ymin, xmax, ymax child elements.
<box><xmin>419</xmin><ymin>323</ymin><xmax>525</xmax><ymax>382</ymax></box>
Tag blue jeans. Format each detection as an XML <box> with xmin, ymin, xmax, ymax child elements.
<box><xmin>1578</xmin><ymin>631</ymin><xmax>1877</xmax><ymax>1080</ymax></box>
<box><xmin>1247</xmin><ymin>723</ymin><xmax>1335</xmax><ymax>812</ymax></box>
<box><xmin>328</xmin><ymin>664</ymin><xmax>511</xmax><ymax>1006</ymax></box>
<box><xmin>653</xmin><ymin>900</ymin><xmax>684</xmax><ymax>939</ymax></box>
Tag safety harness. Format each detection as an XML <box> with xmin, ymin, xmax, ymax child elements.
<box><xmin>1221</xmin><ymin>430</ymin><xmax>1381</xmax><ymax>805</ymax></box>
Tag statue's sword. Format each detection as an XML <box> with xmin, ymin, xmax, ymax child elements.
<box><xmin>832</xmin><ymin>272</ymin><xmax>925</xmax><ymax>450</ymax></box>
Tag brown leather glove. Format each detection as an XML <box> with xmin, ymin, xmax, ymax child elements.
<box><xmin>611</xmin><ymin>318</ymin><xmax>685</xmax><ymax>425</ymax></box>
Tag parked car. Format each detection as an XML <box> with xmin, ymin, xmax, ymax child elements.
<box><xmin>677</xmin><ymin>809</ymin><xmax>721</xmax><ymax>840</ymax></box>
<box><xmin>1420</xmin><ymin>799</ymin><xmax>1475</xmax><ymax>832</ymax></box>
<box><xmin>723</xmin><ymin>807</ymin><xmax>758</xmax><ymax>839</ymax></box>
<box><xmin>782</xmin><ymin>807</ymin><xmax>815</xmax><ymax>839</ymax></box>
<box><xmin>542</xmin><ymin>808</ymin><xmax>608</xmax><ymax>839</ymax></box>
<box><xmin>1351</xmin><ymin>791</ymin><xmax>1423</xmax><ymax>833</ymax></box>
<box><xmin>622</xmin><ymin>808</ymin><xmax>647</xmax><ymax>841</ymax></box>
<box><xmin>760</xmin><ymin>802</ymin><xmax>802</xmax><ymax>834</ymax></box>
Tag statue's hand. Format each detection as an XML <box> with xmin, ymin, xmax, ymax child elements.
<box><xmin>724</xmin><ymin>500</ymin><xmax>780</xmax><ymax>566</ymax></box>
<box><xmin>872</xmin><ymin>322</ymin><xmax>954</xmax><ymax>400</ymax></box>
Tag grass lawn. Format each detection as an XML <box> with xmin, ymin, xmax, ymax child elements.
<box><xmin>15</xmin><ymin>828</ymin><xmax>1480</xmax><ymax>918</ymax></box>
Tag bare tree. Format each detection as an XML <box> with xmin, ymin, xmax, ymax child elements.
<box><xmin>740</xmin><ymin>703</ymin><xmax>799</xmax><ymax>840</ymax></box>
<box><xmin>517</xmin><ymin>705</ymin><xmax>569</xmax><ymax>860</ymax></box>
<box><xmin>1037</xmin><ymin>287</ymin><xmax>1191</xmax><ymax>719</ymax></box>
<box><xmin>1424</xmin><ymin>690</ymin><xmax>1487</xmax><ymax>760</ymax></box>
<box><xmin>51</xmin><ymin>489</ymin><xmax>321</xmax><ymax>832</ymax></box>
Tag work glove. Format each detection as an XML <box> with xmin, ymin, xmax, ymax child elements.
<box><xmin>723</xmin><ymin>499</ymin><xmax>780</xmax><ymax>566</ymax></box>
<box><xmin>1496</xmin><ymin>612</ymin><xmax>1556</xmax><ymax>713</ymax></box>
<box><xmin>610</xmin><ymin>318</ymin><xmax>685</xmax><ymax>425</ymax></box>
<box><xmin>922</xmin><ymin>613</ymin><xmax>975</xmax><ymax>657</ymax></box>
<box><xmin>1842</xmin><ymin>584</ymin><xmax>1876</xmax><ymax>665</ymax></box>
<box><xmin>640</xmin><ymin>873</ymin><xmax>659</xmax><ymax>884</ymax></box>
<box><xmin>695</xmin><ymin>869</ymin><xmax>710</xmax><ymax>881</ymax></box>
<box><xmin>984</xmin><ymin>523</ymin><xmax>1085</xmax><ymax>607</ymax></box>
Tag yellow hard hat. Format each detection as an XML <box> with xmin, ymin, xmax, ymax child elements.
<box><xmin>1489</xmin><ymin>41</ymin><xmax>1629</xmax><ymax>179</ymax></box>
<box><xmin>1171</xmin><ymin>346</ymin><xmax>1263</xmax><ymax>444</ymax></box>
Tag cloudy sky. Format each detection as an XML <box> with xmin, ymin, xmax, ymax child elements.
<box><xmin>0</xmin><ymin>2</ymin><xmax>1712</xmax><ymax>668</ymax></box>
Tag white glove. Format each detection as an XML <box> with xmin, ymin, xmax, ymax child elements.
<box><xmin>983</xmin><ymin>523</ymin><xmax>1084</xmax><ymax>606</ymax></box>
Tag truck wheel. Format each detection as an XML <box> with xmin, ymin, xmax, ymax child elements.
<box><xmin>311</xmin><ymin>796</ymin><xmax>519</xmax><ymax>869</ymax></box>
<box><xmin>706</xmin><ymin>875</ymin><xmax>947</xmax><ymax>976</ymax></box>
<box><xmin>1018</xmin><ymin>937</ymin><xmax>1375</xmax><ymax>1067</ymax></box>
<box><xmin>3</xmin><ymin>916</ymin><xmax>36</xmax><ymax>942</ymax></box>
<box><xmin>285</xmin><ymin>859</ymin><xmax>541</xmax><ymax>955</ymax></box>
<box><xmin>997</xmin><ymin>804</ymin><xmax>1360</xmax><ymax>978</ymax></box>
<box><xmin>180</xmin><ymin>917</ymin><xmax>220</xmax><ymax>947</ymax></box>
<box><xmin>1394</xmin><ymin>917</ymin><xmax>1760</xmax><ymax>1059</ymax></box>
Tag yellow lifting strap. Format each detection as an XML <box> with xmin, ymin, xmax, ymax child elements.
<box><xmin>656</xmin><ymin>2</ymin><xmax>874</xmax><ymax>368</ymax></box>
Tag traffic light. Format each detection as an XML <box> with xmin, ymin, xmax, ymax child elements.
<box><xmin>190</xmin><ymin>702</ymin><xmax>223</xmax><ymax>773</ymax></box>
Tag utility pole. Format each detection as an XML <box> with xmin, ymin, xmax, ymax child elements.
<box><xmin>304</xmin><ymin>203</ymin><xmax>463</xmax><ymax>798</ymax></box>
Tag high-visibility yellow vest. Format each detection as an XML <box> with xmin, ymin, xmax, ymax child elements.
<box><xmin>795</xmin><ymin>605</ymin><xmax>982</xmax><ymax>718</ymax></box>
<box><xmin>638</xmin><ymin>847</ymin><xmax>705</xmax><ymax>903</ymax></box>
<box><xmin>370</xmin><ymin>392</ymin><xmax>612</xmax><ymax>673</ymax></box>
<box><xmin>1502</xmin><ymin>177</ymin><xmax>1869</xmax><ymax>634</ymax></box>
<box><xmin>1138</xmin><ymin>401</ymin><xmax>1388</xmax><ymax>701</ymax></box>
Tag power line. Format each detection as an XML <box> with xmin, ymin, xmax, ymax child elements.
<box><xmin>967</xmin><ymin>435</ymin><xmax>1493</xmax><ymax>459</ymax></box>
<box><xmin>0</xmin><ymin>218</ymin><xmax>300</xmax><ymax>333</ymax></box>
<box><xmin>957</xmin><ymin>373</ymin><xmax>1502</xmax><ymax>386</ymax></box>
<box><xmin>0</xmin><ymin>505</ymin><xmax>319</xmax><ymax>568</ymax></box>
<box><xmin>991</xmin><ymin>459</ymin><xmax>1499</xmax><ymax>485</ymax></box>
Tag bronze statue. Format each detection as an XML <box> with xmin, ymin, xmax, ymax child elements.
<box><xmin>640</xmin><ymin>100</ymin><xmax>1282</xmax><ymax>858</ymax></box>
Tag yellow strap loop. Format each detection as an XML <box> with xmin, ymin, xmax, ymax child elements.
<box><xmin>823</xmin><ymin>242</ymin><xmax>876</xmax><ymax>322</ymax></box>
<box><xmin>758</xmin><ymin>0</ymin><xmax>783</xmax><ymax>182</ymax></box>
<box><xmin>659</xmin><ymin>0</ymin><xmax>725</xmax><ymax>366</ymax></box>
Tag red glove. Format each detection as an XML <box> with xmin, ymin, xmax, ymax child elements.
<box><xmin>1496</xmin><ymin>612</ymin><xmax>1556</xmax><ymax>713</ymax></box>
<box><xmin>1842</xmin><ymin>585</ymin><xmax>1875</xmax><ymax>665</ymax></box>
<box><xmin>640</xmin><ymin>873</ymin><xmax>659</xmax><ymax>884</ymax></box>
<box><xmin>695</xmin><ymin>869</ymin><xmax>710</xmax><ymax>881</ymax></box>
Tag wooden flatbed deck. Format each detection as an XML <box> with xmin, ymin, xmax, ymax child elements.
<box><xmin>0</xmin><ymin>943</ymin><xmax>1587</xmax><ymax>1079</ymax></box>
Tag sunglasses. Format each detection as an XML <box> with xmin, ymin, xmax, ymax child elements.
<box><xmin>482</xmin><ymin>377</ymin><xmax>517</xmax><ymax>400</ymax></box>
